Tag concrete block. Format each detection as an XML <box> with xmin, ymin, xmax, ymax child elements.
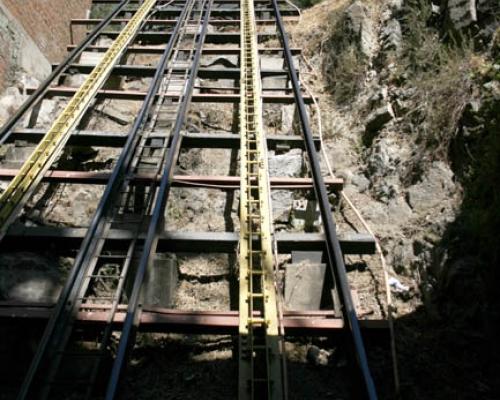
<box><xmin>260</xmin><ymin>55</ymin><xmax>283</xmax><ymax>71</ymax></box>
<box><xmin>284</xmin><ymin>262</ymin><xmax>326</xmax><ymax>311</ymax></box>
<box><xmin>141</xmin><ymin>254</ymin><xmax>177</xmax><ymax>307</ymax></box>
<box><xmin>262</xmin><ymin>76</ymin><xmax>287</xmax><ymax>90</ymax></box>
<box><xmin>291</xmin><ymin>199</ymin><xmax>321</xmax><ymax>231</ymax></box>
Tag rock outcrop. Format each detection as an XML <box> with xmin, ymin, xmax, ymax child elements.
<box><xmin>344</xmin><ymin>1</ymin><xmax>378</xmax><ymax>59</ymax></box>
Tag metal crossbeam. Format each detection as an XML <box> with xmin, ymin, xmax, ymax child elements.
<box><xmin>67</xmin><ymin>44</ymin><xmax>302</xmax><ymax>54</ymax></box>
<box><xmin>52</xmin><ymin>63</ymin><xmax>297</xmax><ymax>78</ymax></box>
<box><xmin>0</xmin><ymin>302</ymin><xmax>389</xmax><ymax>336</ymax></box>
<box><xmin>71</xmin><ymin>17</ymin><xmax>299</xmax><ymax>26</ymax></box>
<box><xmin>3</xmin><ymin>227</ymin><xmax>376</xmax><ymax>255</ymax></box>
<box><xmin>26</xmin><ymin>86</ymin><xmax>313</xmax><ymax>103</ymax></box>
<box><xmin>0</xmin><ymin>169</ymin><xmax>343</xmax><ymax>189</ymax></box>
<box><xmin>7</xmin><ymin>129</ymin><xmax>320</xmax><ymax>149</ymax></box>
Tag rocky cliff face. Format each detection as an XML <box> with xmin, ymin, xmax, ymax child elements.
<box><xmin>292</xmin><ymin>0</ymin><xmax>499</xmax><ymax>397</ymax></box>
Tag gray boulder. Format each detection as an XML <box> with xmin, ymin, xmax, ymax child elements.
<box><xmin>269</xmin><ymin>149</ymin><xmax>303</xmax><ymax>223</ymax></box>
<box><xmin>367</xmin><ymin>138</ymin><xmax>399</xmax><ymax>177</ymax></box>
<box><xmin>406</xmin><ymin>161</ymin><xmax>457</xmax><ymax>213</ymax></box>
<box><xmin>444</xmin><ymin>0</ymin><xmax>477</xmax><ymax>30</ymax></box>
<box><xmin>0</xmin><ymin>87</ymin><xmax>24</xmax><ymax>126</ymax></box>
<box><xmin>268</xmin><ymin>149</ymin><xmax>303</xmax><ymax>178</ymax></box>
<box><xmin>381</xmin><ymin>19</ymin><xmax>403</xmax><ymax>52</ymax></box>
<box><xmin>351</xmin><ymin>173</ymin><xmax>370</xmax><ymax>192</ymax></box>
<box><xmin>390</xmin><ymin>238</ymin><xmax>416</xmax><ymax>275</ymax></box>
<box><xmin>364</xmin><ymin>104</ymin><xmax>394</xmax><ymax>143</ymax></box>
<box><xmin>344</xmin><ymin>1</ymin><xmax>378</xmax><ymax>58</ymax></box>
<box><xmin>306</xmin><ymin>345</ymin><xmax>330</xmax><ymax>366</ymax></box>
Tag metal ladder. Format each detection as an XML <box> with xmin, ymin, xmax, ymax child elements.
<box><xmin>239</xmin><ymin>0</ymin><xmax>285</xmax><ymax>398</ymax></box>
<box><xmin>19</xmin><ymin>2</ymin><xmax>205</xmax><ymax>398</ymax></box>
<box><xmin>120</xmin><ymin>0</ymin><xmax>205</xmax><ymax>215</ymax></box>
<box><xmin>147</xmin><ymin>6</ymin><xmax>203</xmax><ymax>132</ymax></box>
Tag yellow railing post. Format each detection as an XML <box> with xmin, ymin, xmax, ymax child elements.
<box><xmin>238</xmin><ymin>0</ymin><xmax>284</xmax><ymax>398</ymax></box>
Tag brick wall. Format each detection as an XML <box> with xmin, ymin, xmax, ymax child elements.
<box><xmin>2</xmin><ymin>0</ymin><xmax>91</xmax><ymax>62</ymax></box>
<box><xmin>0</xmin><ymin>37</ymin><xmax>12</xmax><ymax>85</ymax></box>
<box><xmin>0</xmin><ymin>0</ymin><xmax>91</xmax><ymax>90</ymax></box>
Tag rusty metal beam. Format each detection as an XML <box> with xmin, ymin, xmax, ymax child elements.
<box><xmin>26</xmin><ymin>87</ymin><xmax>313</xmax><ymax>104</ymax></box>
<box><xmin>96</xmin><ymin>31</ymin><xmax>278</xmax><ymax>44</ymax></box>
<box><xmin>0</xmin><ymin>301</ymin><xmax>388</xmax><ymax>336</ymax></box>
<box><xmin>114</xmin><ymin>9</ymin><xmax>299</xmax><ymax>18</ymax></box>
<box><xmin>8</xmin><ymin>129</ymin><xmax>320</xmax><ymax>150</ymax></box>
<box><xmin>0</xmin><ymin>169</ymin><xmax>342</xmax><ymax>189</ymax></box>
<box><xmin>56</xmin><ymin>64</ymin><xmax>295</xmax><ymax>79</ymax></box>
<box><xmin>72</xmin><ymin>18</ymin><xmax>298</xmax><ymax>26</ymax></box>
<box><xmin>67</xmin><ymin>44</ymin><xmax>301</xmax><ymax>55</ymax></box>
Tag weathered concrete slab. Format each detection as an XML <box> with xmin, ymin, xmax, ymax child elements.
<box><xmin>291</xmin><ymin>251</ymin><xmax>323</xmax><ymax>264</ymax></box>
<box><xmin>284</xmin><ymin>262</ymin><xmax>326</xmax><ymax>311</ymax></box>
<box><xmin>141</xmin><ymin>254</ymin><xmax>177</xmax><ymax>307</ymax></box>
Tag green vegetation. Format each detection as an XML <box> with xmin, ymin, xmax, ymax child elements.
<box><xmin>325</xmin><ymin>41</ymin><xmax>367</xmax><ymax>105</ymax></box>
<box><xmin>397</xmin><ymin>0</ymin><xmax>480</xmax><ymax>158</ymax></box>
<box><xmin>322</xmin><ymin>4</ymin><xmax>367</xmax><ymax>105</ymax></box>
<box><xmin>398</xmin><ymin>2</ymin><xmax>500</xmax><ymax>302</ymax></box>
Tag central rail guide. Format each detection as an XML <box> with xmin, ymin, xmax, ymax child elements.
<box><xmin>238</xmin><ymin>0</ymin><xmax>285</xmax><ymax>398</ymax></box>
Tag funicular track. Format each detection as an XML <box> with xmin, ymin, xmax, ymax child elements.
<box><xmin>238</xmin><ymin>0</ymin><xmax>284</xmax><ymax>396</ymax></box>
<box><xmin>0</xmin><ymin>1</ymin><xmax>382</xmax><ymax>399</ymax></box>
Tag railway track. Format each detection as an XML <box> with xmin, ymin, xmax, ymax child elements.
<box><xmin>0</xmin><ymin>0</ymin><xmax>381</xmax><ymax>399</ymax></box>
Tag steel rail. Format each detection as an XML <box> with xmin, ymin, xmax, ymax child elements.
<box><xmin>0</xmin><ymin>0</ymin><xmax>130</xmax><ymax>144</ymax></box>
<box><xmin>94</xmin><ymin>0</ymin><xmax>290</xmax><ymax>3</ymax></box>
<box><xmin>104</xmin><ymin>0</ymin><xmax>214</xmax><ymax>397</ymax></box>
<box><xmin>15</xmin><ymin>2</ymin><xmax>193</xmax><ymax>398</ymax></box>
<box><xmin>270</xmin><ymin>0</ymin><xmax>378</xmax><ymax>398</ymax></box>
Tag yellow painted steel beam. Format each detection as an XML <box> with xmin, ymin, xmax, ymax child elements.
<box><xmin>0</xmin><ymin>0</ymin><xmax>157</xmax><ymax>239</ymax></box>
<box><xmin>238</xmin><ymin>0</ymin><xmax>284</xmax><ymax>397</ymax></box>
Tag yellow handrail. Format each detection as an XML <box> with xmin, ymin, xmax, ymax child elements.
<box><xmin>238</xmin><ymin>0</ymin><xmax>284</xmax><ymax>397</ymax></box>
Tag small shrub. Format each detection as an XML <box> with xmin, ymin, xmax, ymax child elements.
<box><xmin>325</xmin><ymin>44</ymin><xmax>366</xmax><ymax>104</ymax></box>
<box><xmin>321</xmin><ymin>4</ymin><xmax>368</xmax><ymax>105</ymax></box>
<box><xmin>398</xmin><ymin>0</ymin><xmax>476</xmax><ymax>158</ymax></box>
<box><xmin>405</xmin><ymin>46</ymin><xmax>474</xmax><ymax>156</ymax></box>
